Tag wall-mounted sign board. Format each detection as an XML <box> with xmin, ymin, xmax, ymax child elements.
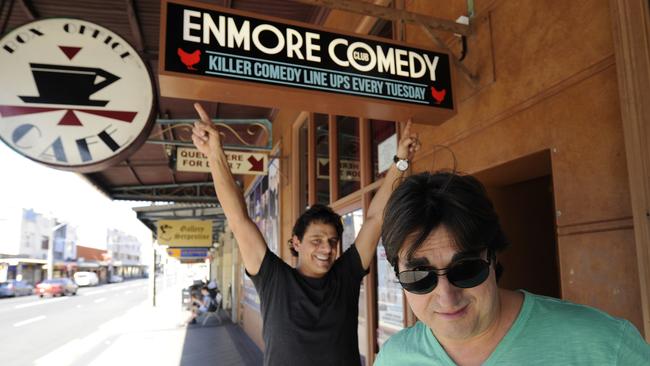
<box><xmin>159</xmin><ymin>0</ymin><xmax>456</xmax><ymax>125</ymax></box>
<box><xmin>176</xmin><ymin>146</ymin><xmax>268</xmax><ymax>175</ymax></box>
<box><xmin>167</xmin><ymin>247</ymin><xmax>209</xmax><ymax>258</ymax></box>
<box><xmin>157</xmin><ymin>219</ymin><xmax>212</xmax><ymax>247</ymax></box>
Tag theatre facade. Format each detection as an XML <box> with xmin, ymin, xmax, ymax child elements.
<box><xmin>0</xmin><ymin>1</ymin><xmax>648</xmax><ymax>364</ymax></box>
<box><xmin>196</xmin><ymin>1</ymin><xmax>650</xmax><ymax>362</ymax></box>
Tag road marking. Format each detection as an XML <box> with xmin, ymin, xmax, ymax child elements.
<box><xmin>14</xmin><ymin>297</ymin><xmax>69</xmax><ymax>309</ymax></box>
<box><xmin>84</xmin><ymin>289</ymin><xmax>107</xmax><ymax>296</ymax></box>
<box><xmin>94</xmin><ymin>297</ymin><xmax>106</xmax><ymax>303</ymax></box>
<box><xmin>33</xmin><ymin>298</ymin><xmax>151</xmax><ymax>366</ymax></box>
<box><xmin>13</xmin><ymin>315</ymin><xmax>46</xmax><ymax>327</ymax></box>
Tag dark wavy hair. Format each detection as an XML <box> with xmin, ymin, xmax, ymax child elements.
<box><xmin>381</xmin><ymin>171</ymin><xmax>508</xmax><ymax>279</ymax></box>
<box><xmin>289</xmin><ymin>204</ymin><xmax>344</xmax><ymax>257</ymax></box>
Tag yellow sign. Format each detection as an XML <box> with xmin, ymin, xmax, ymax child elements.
<box><xmin>176</xmin><ymin>147</ymin><xmax>268</xmax><ymax>175</ymax></box>
<box><xmin>157</xmin><ymin>220</ymin><xmax>212</xmax><ymax>247</ymax></box>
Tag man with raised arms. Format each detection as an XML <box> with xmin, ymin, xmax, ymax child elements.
<box><xmin>191</xmin><ymin>102</ymin><xmax>419</xmax><ymax>365</ymax></box>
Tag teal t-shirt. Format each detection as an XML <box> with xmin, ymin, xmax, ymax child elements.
<box><xmin>375</xmin><ymin>291</ymin><xmax>650</xmax><ymax>365</ymax></box>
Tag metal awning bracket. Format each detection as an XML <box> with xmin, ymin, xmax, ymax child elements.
<box><xmin>291</xmin><ymin>0</ymin><xmax>480</xmax><ymax>87</ymax></box>
<box><xmin>147</xmin><ymin>118</ymin><xmax>273</xmax><ymax>152</ymax></box>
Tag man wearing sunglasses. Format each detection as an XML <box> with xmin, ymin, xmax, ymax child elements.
<box><xmin>191</xmin><ymin>102</ymin><xmax>420</xmax><ymax>365</ymax></box>
<box><xmin>375</xmin><ymin>172</ymin><xmax>649</xmax><ymax>365</ymax></box>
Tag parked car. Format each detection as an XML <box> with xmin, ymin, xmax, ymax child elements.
<box><xmin>0</xmin><ymin>280</ymin><xmax>34</xmax><ymax>297</ymax></box>
<box><xmin>73</xmin><ymin>271</ymin><xmax>99</xmax><ymax>287</ymax></box>
<box><xmin>108</xmin><ymin>275</ymin><xmax>123</xmax><ymax>283</ymax></box>
<box><xmin>35</xmin><ymin>278</ymin><xmax>78</xmax><ymax>297</ymax></box>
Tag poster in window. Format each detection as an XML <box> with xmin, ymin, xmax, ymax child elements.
<box><xmin>242</xmin><ymin>157</ymin><xmax>280</xmax><ymax>312</ymax></box>
<box><xmin>377</xmin><ymin>241</ymin><xmax>404</xmax><ymax>347</ymax></box>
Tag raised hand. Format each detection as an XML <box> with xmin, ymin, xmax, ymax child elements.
<box><xmin>191</xmin><ymin>102</ymin><xmax>222</xmax><ymax>159</ymax></box>
<box><xmin>396</xmin><ymin>120</ymin><xmax>420</xmax><ymax>161</ymax></box>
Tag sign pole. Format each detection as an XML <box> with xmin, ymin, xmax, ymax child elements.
<box><xmin>150</xmin><ymin>242</ymin><xmax>157</xmax><ymax>307</ymax></box>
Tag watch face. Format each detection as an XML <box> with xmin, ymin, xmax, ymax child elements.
<box><xmin>396</xmin><ymin>159</ymin><xmax>409</xmax><ymax>171</ymax></box>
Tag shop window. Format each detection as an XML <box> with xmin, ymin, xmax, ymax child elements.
<box><xmin>376</xmin><ymin>240</ymin><xmax>404</xmax><ymax>348</ymax></box>
<box><xmin>315</xmin><ymin>114</ymin><xmax>330</xmax><ymax>205</ymax></box>
<box><xmin>341</xmin><ymin>208</ymin><xmax>367</xmax><ymax>364</ymax></box>
<box><xmin>337</xmin><ymin>116</ymin><xmax>360</xmax><ymax>197</ymax></box>
<box><xmin>370</xmin><ymin>120</ymin><xmax>397</xmax><ymax>181</ymax></box>
<box><xmin>341</xmin><ymin>209</ymin><xmax>363</xmax><ymax>252</ymax></box>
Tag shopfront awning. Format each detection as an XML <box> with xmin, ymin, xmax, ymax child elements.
<box><xmin>0</xmin><ymin>0</ymin><xmax>324</xmax><ymax>203</ymax></box>
<box><xmin>0</xmin><ymin>258</ymin><xmax>47</xmax><ymax>266</ymax></box>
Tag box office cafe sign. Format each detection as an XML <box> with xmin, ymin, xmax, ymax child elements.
<box><xmin>0</xmin><ymin>18</ymin><xmax>155</xmax><ymax>172</ymax></box>
<box><xmin>161</xmin><ymin>0</ymin><xmax>455</xmax><ymax>123</ymax></box>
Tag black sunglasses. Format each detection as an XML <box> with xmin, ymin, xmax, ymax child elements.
<box><xmin>396</xmin><ymin>251</ymin><xmax>493</xmax><ymax>294</ymax></box>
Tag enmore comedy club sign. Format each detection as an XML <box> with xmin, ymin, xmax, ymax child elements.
<box><xmin>160</xmin><ymin>0</ymin><xmax>456</xmax><ymax>124</ymax></box>
<box><xmin>0</xmin><ymin>18</ymin><xmax>155</xmax><ymax>172</ymax></box>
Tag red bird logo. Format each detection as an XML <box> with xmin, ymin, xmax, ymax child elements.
<box><xmin>177</xmin><ymin>48</ymin><xmax>201</xmax><ymax>70</ymax></box>
<box><xmin>430</xmin><ymin>86</ymin><xmax>446</xmax><ymax>104</ymax></box>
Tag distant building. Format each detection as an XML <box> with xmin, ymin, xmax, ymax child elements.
<box><xmin>107</xmin><ymin>228</ymin><xmax>142</xmax><ymax>265</ymax></box>
<box><xmin>76</xmin><ymin>245</ymin><xmax>108</xmax><ymax>283</ymax></box>
<box><xmin>0</xmin><ymin>208</ymin><xmax>76</xmax><ymax>283</ymax></box>
<box><xmin>106</xmin><ymin>228</ymin><xmax>145</xmax><ymax>279</ymax></box>
<box><xmin>16</xmin><ymin>208</ymin><xmax>77</xmax><ymax>260</ymax></box>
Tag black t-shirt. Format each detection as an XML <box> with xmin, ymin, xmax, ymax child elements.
<box><xmin>249</xmin><ymin>245</ymin><xmax>368</xmax><ymax>366</ymax></box>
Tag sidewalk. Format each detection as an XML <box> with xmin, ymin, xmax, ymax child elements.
<box><xmin>72</xmin><ymin>283</ymin><xmax>263</xmax><ymax>366</ymax></box>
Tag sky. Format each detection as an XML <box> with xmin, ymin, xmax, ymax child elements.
<box><xmin>0</xmin><ymin>141</ymin><xmax>153</xmax><ymax>250</ymax></box>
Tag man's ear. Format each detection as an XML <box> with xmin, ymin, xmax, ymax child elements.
<box><xmin>291</xmin><ymin>235</ymin><xmax>301</xmax><ymax>252</ymax></box>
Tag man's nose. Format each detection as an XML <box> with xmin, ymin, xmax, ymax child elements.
<box><xmin>434</xmin><ymin>275</ymin><xmax>463</xmax><ymax>307</ymax></box>
<box><xmin>320</xmin><ymin>242</ymin><xmax>332</xmax><ymax>253</ymax></box>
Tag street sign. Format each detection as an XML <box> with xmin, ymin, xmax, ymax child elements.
<box><xmin>157</xmin><ymin>220</ymin><xmax>212</xmax><ymax>247</ymax></box>
<box><xmin>176</xmin><ymin>147</ymin><xmax>267</xmax><ymax>175</ymax></box>
<box><xmin>167</xmin><ymin>247</ymin><xmax>209</xmax><ymax>258</ymax></box>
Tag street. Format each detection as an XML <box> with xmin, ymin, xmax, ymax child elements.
<box><xmin>0</xmin><ymin>279</ymin><xmax>149</xmax><ymax>365</ymax></box>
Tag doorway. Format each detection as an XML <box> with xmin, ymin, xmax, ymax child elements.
<box><xmin>474</xmin><ymin>150</ymin><xmax>561</xmax><ymax>298</ymax></box>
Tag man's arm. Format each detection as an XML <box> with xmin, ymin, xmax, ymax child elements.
<box><xmin>354</xmin><ymin>121</ymin><xmax>419</xmax><ymax>270</ymax></box>
<box><xmin>192</xmin><ymin>103</ymin><xmax>267</xmax><ymax>275</ymax></box>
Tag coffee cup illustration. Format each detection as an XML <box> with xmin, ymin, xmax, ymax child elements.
<box><xmin>20</xmin><ymin>63</ymin><xmax>120</xmax><ymax>106</ymax></box>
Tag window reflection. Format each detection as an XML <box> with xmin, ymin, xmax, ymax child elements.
<box><xmin>314</xmin><ymin>114</ymin><xmax>330</xmax><ymax>205</ymax></box>
<box><xmin>377</xmin><ymin>240</ymin><xmax>404</xmax><ymax>348</ymax></box>
<box><xmin>371</xmin><ymin>120</ymin><xmax>397</xmax><ymax>181</ymax></box>
<box><xmin>337</xmin><ymin>116</ymin><xmax>360</xmax><ymax>197</ymax></box>
<box><xmin>298</xmin><ymin>121</ymin><xmax>309</xmax><ymax>210</ymax></box>
<box><xmin>341</xmin><ymin>208</ymin><xmax>366</xmax><ymax>364</ymax></box>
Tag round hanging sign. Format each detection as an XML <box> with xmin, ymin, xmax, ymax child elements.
<box><xmin>0</xmin><ymin>18</ymin><xmax>156</xmax><ymax>172</ymax></box>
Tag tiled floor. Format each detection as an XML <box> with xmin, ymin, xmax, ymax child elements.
<box><xmin>180</xmin><ymin>317</ymin><xmax>263</xmax><ymax>365</ymax></box>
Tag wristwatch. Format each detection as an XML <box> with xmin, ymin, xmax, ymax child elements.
<box><xmin>394</xmin><ymin>155</ymin><xmax>409</xmax><ymax>172</ymax></box>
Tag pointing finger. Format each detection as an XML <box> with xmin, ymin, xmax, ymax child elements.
<box><xmin>402</xmin><ymin>119</ymin><xmax>412</xmax><ymax>137</ymax></box>
<box><xmin>194</xmin><ymin>102</ymin><xmax>211</xmax><ymax>123</ymax></box>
